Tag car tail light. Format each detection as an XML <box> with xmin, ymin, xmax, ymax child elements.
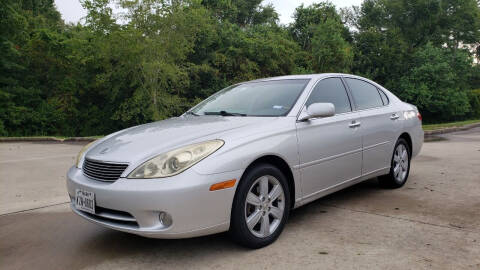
<box><xmin>417</xmin><ymin>112</ymin><xmax>422</xmax><ymax>122</ymax></box>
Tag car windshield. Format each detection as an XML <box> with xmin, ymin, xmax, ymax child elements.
<box><xmin>190</xmin><ymin>79</ymin><xmax>310</xmax><ymax>117</ymax></box>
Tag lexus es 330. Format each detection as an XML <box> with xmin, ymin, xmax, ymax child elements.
<box><xmin>67</xmin><ymin>73</ymin><xmax>423</xmax><ymax>248</ymax></box>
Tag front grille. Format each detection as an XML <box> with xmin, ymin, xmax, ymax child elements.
<box><xmin>83</xmin><ymin>158</ymin><xmax>128</xmax><ymax>182</ymax></box>
<box><xmin>82</xmin><ymin>210</ymin><xmax>139</xmax><ymax>228</ymax></box>
<box><xmin>72</xmin><ymin>199</ymin><xmax>139</xmax><ymax>228</ymax></box>
<box><xmin>91</xmin><ymin>206</ymin><xmax>138</xmax><ymax>227</ymax></box>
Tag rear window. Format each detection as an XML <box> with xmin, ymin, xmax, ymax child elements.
<box><xmin>345</xmin><ymin>78</ymin><xmax>383</xmax><ymax>110</ymax></box>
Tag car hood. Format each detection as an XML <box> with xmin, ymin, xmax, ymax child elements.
<box><xmin>85</xmin><ymin>116</ymin><xmax>274</xmax><ymax>163</ymax></box>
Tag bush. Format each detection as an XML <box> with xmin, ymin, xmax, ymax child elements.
<box><xmin>468</xmin><ymin>89</ymin><xmax>480</xmax><ymax>118</ymax></box>
<box><xmin>397</xmin><ymin>43</ymin><xmax>473</xmax><ymax>122</ymax></box>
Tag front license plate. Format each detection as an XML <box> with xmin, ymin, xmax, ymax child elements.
<box><xmin>75</xmin><ymin>189</ymin><xmax>95</xmax><ymax>214</ymax></box>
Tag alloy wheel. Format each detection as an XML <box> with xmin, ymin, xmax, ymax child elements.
<box><xmin>393</xmin><ymin>143</ymin><xmax>409</xmax><ymax>183</ymax></box>
<box><xmin>244</xmin><ymin>175</ymin><xmax>285</xmax><ymax>238</ymax></box>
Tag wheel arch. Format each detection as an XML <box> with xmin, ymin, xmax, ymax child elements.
<box><xmin>399</xmin><ymin>132</ymin><xmax>412</xmax><ymax>157</ymax></box>
<box><xmin>241</xmin><ymin>155</ymin><xmax>296</xmax><ymax>209</ymax></box>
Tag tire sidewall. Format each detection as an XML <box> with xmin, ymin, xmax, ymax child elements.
<box><xmin>230</xmin><ymin>163</ymin><xmax>291</xmax><ymax>248</ymax></box>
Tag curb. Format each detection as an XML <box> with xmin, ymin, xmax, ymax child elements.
<box><xmin>1</xmin><ymin>122</ymin><xmax>479</xmax><ymax>142</ymax></box>
<box><xmin>424</xmin><ymin>122</ymin><xmax>480</xmax><ymax>136</ymax></box>
<box><xmin>0</xmin><ymin>137</ymin><xmax>97</xmax><ymax>143</ymax></box>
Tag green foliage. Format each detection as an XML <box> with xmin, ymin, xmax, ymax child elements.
<box><xmin>352</xmin><ymin>28</ymin><xmax>408</xmax><ymax>84</ymax></box>
<box><xmin>353</xmin><ymin>0</ymin><xmax>480</xmax><ymax>50</ymax></box>
<box><xmin>201</xmin><ymin>0</ymin><xmax>278</xmax><ymax>26</ymax></box>
<box><xmin>398</xmin><ymin>43</ymin><xmax>472</xmax><ymax>121</ymax></box>
<box><xmin>291</xmin><ymin>2</ymin><xmax>349</xmax><ymax>50</ymax></box>
<box><xmin>468</xmin><ymin>89</ymin><xmax>480</xmax><ymax>118</ymax></box>
<box><xmin>310</xmin><ymin>18</ymin><xmax>353</xmax><ymax>73</ymax></box>
<box><xmin>290</xmin><ymin>3</ymin><xmax>353</xmax><ymax>73</ymax></box>
<box><xmin>351</xmin><ymin>0</ymin><xmax>480</xmax><ymax>122</ymax></box>
<box><xmin>1</xmin><ymin>0</ymin><xmax>480</xmax><ymax>136</ymax></box>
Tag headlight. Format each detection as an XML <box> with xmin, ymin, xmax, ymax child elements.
<box><xmin>127</xmin><ymin>140</ymin><xmax>224</xmax><ymax>179</ymax></box>
<box><xmin>75</xmin><ymin>141</ymin><xmax>96</xmax><ymax>168</ymax></box>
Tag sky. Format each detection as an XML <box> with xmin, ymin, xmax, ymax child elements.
<box><xmin>54</xmin><ymin>0</ymin><xmax>363</xmax><ymax>25</ymax></box>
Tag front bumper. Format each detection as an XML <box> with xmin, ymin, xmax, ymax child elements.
<box><xmin>67</xmin><ymin>166</ymin><xmax>243</xmax><ymax>238</ymax></box>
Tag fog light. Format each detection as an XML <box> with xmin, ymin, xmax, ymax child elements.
<box><xmin>159</xmin><ymin>212</ymin><xmax>172</xmax><ymax>227</ymax></box>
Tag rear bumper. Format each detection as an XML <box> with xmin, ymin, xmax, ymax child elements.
<box><xmin>412</xmin><ymin>127</ymin><xmax>424</xmax><ymax>158</ymax></box>
<box><xmin>66</xmin><ymin>166</ymin><xmax>243</xmax><ymax>238</ymax></box>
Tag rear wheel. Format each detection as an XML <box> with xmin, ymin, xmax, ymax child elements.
<box><xmin>379</xmin><ymin>138</ymin><xmax>411</xmax><ymax>188</ymax></box>
<box><xmin>230</xmin><ymin>163</ymin><xmax>290</xmax><ymax>249</ymax></box>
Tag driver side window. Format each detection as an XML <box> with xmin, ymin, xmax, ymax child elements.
<box><xmin>306</xmin><ymin>78</ymin><xmax>352</xmax><ymax>114</ymax></box>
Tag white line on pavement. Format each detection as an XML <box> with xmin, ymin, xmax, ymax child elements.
<box><xmin>0</xmin><ymin>154</ymin><xmax>75</xmax><ymax>164</ymax></box>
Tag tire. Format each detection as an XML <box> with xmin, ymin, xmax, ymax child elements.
<box><xmin>379</xmin><ymin>138</ymin><xmax>411</xmax><ymax>189</ymax></box>
<box><xmin>229</xmin><ymin>163</ymin><xmax>291</xmax><ymax>249</ymax></box>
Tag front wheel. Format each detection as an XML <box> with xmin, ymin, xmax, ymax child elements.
<box><xmin>229</xmin><ymin>164</ymin><xmax>290</xmax><ymax>249</ymax></box>
<box><xmin>379</xmin><ymin>138</ymin><xmax>411</xmax><ymax>188</ymax></box>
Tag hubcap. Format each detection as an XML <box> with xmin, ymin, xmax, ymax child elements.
<box><xmin>393</xmin><ymin>144</ymin><xmax>409</xmax><ymax>183</ymax></box>
<box><xmin>244</xmin><ymin>175</ymin><xmax>285</xmax><ymax>238</ymax></box>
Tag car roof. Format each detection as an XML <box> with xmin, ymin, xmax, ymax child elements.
<box><xmin>246</xmin><ymin>73</ymin><xmax>363</xmax><ymax>83</ymax></box>
<box><xmin>243</xmin><ymin>73</ymin><xmax>400</xmax><ymax>103</ymax></box>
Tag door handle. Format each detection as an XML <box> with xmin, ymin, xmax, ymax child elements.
<box><xmin>390</xmin><ymin>113</ymin><xmax>400</xmax><ymax>120</ymax></box>
<box><xmin>349</xmin><ymin>121</ymin><xmax>361</xmax><ymax>128</ymax></box>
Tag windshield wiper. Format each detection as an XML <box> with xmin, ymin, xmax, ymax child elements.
<box><xmin>185</xmin><ymin>111</ymin><xmax>199</xmax><ymax>116</ymax></box>
<box><xmin>204</xmin><ymin>110</ymin><xmax>247</xmax><ymax>116</ymax></box>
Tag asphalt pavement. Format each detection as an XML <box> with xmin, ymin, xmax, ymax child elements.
<box><xmin>1</xmin><ymin>128</ymin><xmax>479</xmax><ymax>269</ymax></box>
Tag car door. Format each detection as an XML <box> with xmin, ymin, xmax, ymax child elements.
<box><xmin>296</xmin><ymin>77</ymin><xmax>363</xmax><ymax>199</ymax></box>
<box><xmin>343</xmin><ymin>77</ymin><xmax>400</xmax><ymax>175</ymax></box>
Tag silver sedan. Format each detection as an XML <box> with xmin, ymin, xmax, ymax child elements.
<box><xmin>67</xmin><ymin>73</ymin><xmax>423</xmax><ymax>248</ymax></box>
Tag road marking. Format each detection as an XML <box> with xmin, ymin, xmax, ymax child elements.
<box><xmin>0</xmin><ymin>154</ymin><xmax>75</xmax><ymax>164</ymax></box>
<box><xmin>0</xmin><ymin>201</ymin><xmax>70</xmax><ymax>216</ymax></box>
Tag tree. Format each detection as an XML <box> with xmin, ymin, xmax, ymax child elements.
<box><xmin>290</xmin><ymin>2</ymin><xmax>349</xmax><ymax>51</ymax></box>
<box><xmin>290</xmin><ymin>2</ymin><xmax>353</xmax><ymax>73</ymax></box>
<box><xmin>2</xmin><ymin>0</ymin><xmax>480</xmax><ymax>136</ymax></box>
<box><xmin>0</xmin><ymin>0</ymin><xmax>28</xmax><ymax>135</ymax></box>
<box><xmin>351</xmin><ymin>0</ymin><xmax>480</xmax><ymax>122</ymax></box>
<box><xmin>310</xmin><ymin>18</ymin><xmax>353</xmax><ymax>73</ymax></box>
<box><xmin>354</xmin><ymin>0</ymin><xmax>480</xmax><ymax>50</ymax></box>
<box><xmin>398</xmin><ymin>43</ymin><xmax>473</xmax><ymax>121</ymax></box>
<box><xmin>201</xmin><ymin>0</ymin><xmax>278</xmax><ymax>26</ymax></box>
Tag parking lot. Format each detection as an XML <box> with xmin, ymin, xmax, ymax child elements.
<box><xmin>1</xmin><ymin>128</ymin><xmax>479</xmax><ymax>269</ymax></box>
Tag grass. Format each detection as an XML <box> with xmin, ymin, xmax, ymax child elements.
<box><xmin>82</xmin><ymin>135</ymin><xmax>104</xmax><ymax>139</ymax></box>
<box><xmin>422</xmin><ymin>119</ymin><xmax>480</xmax><ymax>131</ymax></box>
<box><xmin>0</xmin><ymin>135</ymin><xmax>103</xmax><ymax>141</ymax></box>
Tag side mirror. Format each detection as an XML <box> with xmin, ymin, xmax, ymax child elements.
<box><xmin>298</xmin><ymin>103</ymin><xmax>335</xmax><ymax>121</ymax></box>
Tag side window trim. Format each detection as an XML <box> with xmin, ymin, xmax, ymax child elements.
<box><xmin>340</xmin><ymin>76</ymin><xmax>357</xmax><ymax>111</ymax></box>
<box><xmin>339</xmin><ymin>78</ymin><xmax>354</xmax><ymax>113</ymax></box>
<box><xmin>303</xmin><ymin>76</ymin><xmax>354</xmax><ymax>115</ymax></box>
<box><xmin>377</xmin><ymin>88</ymin><xmax>390</xmax><ymax>106</ymax></box>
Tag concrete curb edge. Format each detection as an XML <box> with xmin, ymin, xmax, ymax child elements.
<box><xmin>424</xmin><ymin>122</ymin><xmax>480</xmax><ymax>136</ymax></box>
<box><xmin>0</xmin><ymin>137</ymin><xmax>97</xmax><ymax>143</ymax></box>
